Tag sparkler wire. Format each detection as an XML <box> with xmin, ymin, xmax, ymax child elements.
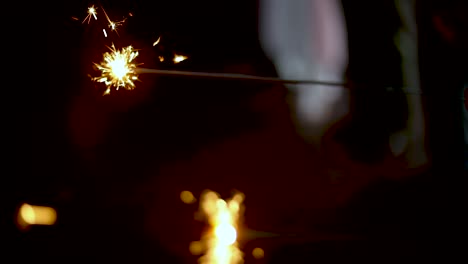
<box><xmin>137</xmin><ymin>68</ymin><xmax>345</xmax><ymax>86</ymax></box>
<box><xmin>136</xmin><ymin>68</ymin><xmax>424</xmax><ymax>95</ymax></box>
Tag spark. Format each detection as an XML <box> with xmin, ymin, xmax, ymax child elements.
<box><xmin>92</xmin><ymin>44</ymin><xmax>140</xmax><ymax>95</ymax></box>
<box><xmin>153</xmin><ymin>37</ymin><xmax>161</xmax><ymax>46</ymax></box>
<box><xmin>83</xmin><ymin>5</ymin><xmax>98</xmax><ymax>24</ymax></box>
<box><xmin>191</xmin><ymin>191</ymin><xmax>244</xmax><ymax>264</ymax></box>
<box><xmin>103</xmin><ymin>29</ymin><xmax>107</xmax><ymax>37</ymax></box>
<box><xmin>173</xmin><ymin>54</ymin><xmax>188</xmax><ymax>63</ymax></box>
<box><xmin>158</xmin><ymin>56</ymin><xmax>164</xmax><ymax>62</ymax></box>
<box><xmin>101</xmin><ymin>6</ymin><xmax>125</xmax><ymax>36</ymax></box>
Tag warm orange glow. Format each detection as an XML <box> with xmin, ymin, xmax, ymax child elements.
<box><xmin>189</xmin><ymin>241</ymin><xmax>204</xmax><ymax>255</ymax></box>
<box><xmin>17</xmin><ymin>203</ymin><xmax>57</xmax><ymax>230</ymax></box>
<box><xmin>192</xmin><ymin>190</ymin><xmax>244</xmax><ymax>264</ymax></box>
<box><xmin>252</xmin><ymin>248</ymin><xmax>264</xmax><ymax>259</ymax></box>
<box><xmin>180</xmin><ymin>190</ymin><xmax>196</xmax><ymax>204</ymax></box>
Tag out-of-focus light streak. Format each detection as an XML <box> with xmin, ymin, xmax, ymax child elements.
<box><xmin>92</xmin><ymin>44</ymin><xmax>139</xmax><ymax>95</ymax></box>
<box><xmin>16</xmin><ymin>203</ymin><xmax>57</xmax><ymax>230</ymax></box>
<box><xmin>192</xmin><ymin>190</ymin><xmax>244</xmax><ymax>264</ymax></box>
<box><xmin>83</xmin><ymin>5</ymin><xmax>98</xmax><ymax>24</ymax></box>
<box><xmin>159</xmin><ymin>56</ymin><xmax>164</xmax><ymax>62</ymax></box>
<box><xmin>173</xmin><ymin>54</ymin><xmax>188</xmax><ymax>63</ymax></box>
<box><xmin>153</xmin><ymin>37</ymin><xmax>161</xmax><ymax>46</ymax></box>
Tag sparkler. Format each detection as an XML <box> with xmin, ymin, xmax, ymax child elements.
<box><xmin>93</xmin><ymin>46</ymin><xmax>424</xmax><ymax>95</ymax></box>
<box><xmin>92</xmin><ymin>44</ymin><xmax>139</xmax><ymax>95</ymax></box>
<box><xmin>91</xmin><ymin>44</ymin><xmax>347</xmax><ymax>95</ymax></box>
<box><xmin>83</xmin><ymin>5</ymin><xmax>98</xmax><ymax>24</ymax></box>
<box><xmin>192</xmin><ymin>191</ymin><xmax>244</xmax><ymax>264</ymax></box>
<box><xmin>92</xmin><ymin>44</ymin><xmax>423</xmax><ymax>95</ymax></box>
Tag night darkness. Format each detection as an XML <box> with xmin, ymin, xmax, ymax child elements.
<box><xmin>10</xmin><ymin>0</ymin><xmax>467</xmax><ymax>262</ymax></box>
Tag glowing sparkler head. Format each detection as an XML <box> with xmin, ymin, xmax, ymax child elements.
<box><xmin>92</xmin><ymin>44</ymin><xmax>139</xmax><ymax>95</ymax></box>
<box><xmin>193</xmin><ymin>190</ymin><xmax>244</xmax><ymax>264</ymax></box>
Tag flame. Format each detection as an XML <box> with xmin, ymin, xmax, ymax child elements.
<box><xmin>83</xmin><ymin>5</ymin><xmax>98</xmax><ymax>24</ymax></box>
<box><xmin>192</xmin><ymin>191</ymin><xmax>244</xmax><ymax>264</ymax></box>
<box><xmin>92</xmin><ymin>44</ymin><xmax>139</xmax><ymax>95</ymax></box>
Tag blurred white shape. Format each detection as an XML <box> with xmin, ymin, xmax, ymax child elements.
<box><xmin>394</xmin><ymin>0</ymin><xmax>428</xmax><ymax>167</ymax></box>
<box><xmin>259</xmin><ymin>0</ymin><xmax>349</xmax><ymax>144</ymax></box>
<box><xmin>17</xmin><ymin>203</ymin><xmax>57</xmax><ymax>230</ymax></box>
<box><xmin>389</xmin><ymin>130</ymin><xmax>409</xmax><ymax>156</ymax></box>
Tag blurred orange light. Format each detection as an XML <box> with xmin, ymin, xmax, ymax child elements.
<box><xmin>16</xmin><ymin>203</ymin><xmax>57</xmax><ymax>230</ymax></box>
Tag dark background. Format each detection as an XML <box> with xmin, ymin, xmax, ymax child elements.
<box><xmin>9</xmin><ymin>0</ymin><xmax>466</xmax><ymax>262</ymax></box>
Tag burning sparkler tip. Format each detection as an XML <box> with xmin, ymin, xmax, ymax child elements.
<box><xmin>91</xmin><ymin>44</ymin><xmax>140</xmax><ymax>95</ymax></box>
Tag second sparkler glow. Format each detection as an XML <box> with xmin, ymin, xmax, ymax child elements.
<box><xmin>194</xmin><ymin>191</ymin><xmax>244</xmax><ymax>264</ymax></box>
